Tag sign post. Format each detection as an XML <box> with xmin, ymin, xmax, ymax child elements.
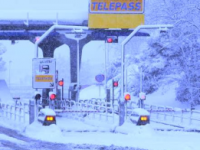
<box><xmin>95</xmin><ymin>74</ymin><xmax>105</xmax><ymax>97</ymax></box>
<box><xmin>32</xmin><ymin>58</ymin><xmax>56</xmax><ymax>89</ymax></box>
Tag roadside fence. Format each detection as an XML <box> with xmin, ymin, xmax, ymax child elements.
<box><xmin>0</xmin><ymin>100</ymin><xmax>29</xmax><ymax>124</ymax></box>
<box><xmin>144</xmin><ymin>104</ymin><xmax>200</xmax><ymax>126</ymax></box>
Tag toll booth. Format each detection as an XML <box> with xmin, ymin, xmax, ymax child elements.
<box><xmin>129</xmin><ymin>108</ymin><xmax>150</xmax><ymax>125</ymax></box>
<box><xmin>38</xmin><ymin>107</ymin><xmax>56</xmax><ymax>126</ymax></box>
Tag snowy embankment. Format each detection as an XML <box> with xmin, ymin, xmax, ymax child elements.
<box><xmin>145</xmin><ymin>82</ymin><xmax>190</xmax><ymax>109</ymax></box>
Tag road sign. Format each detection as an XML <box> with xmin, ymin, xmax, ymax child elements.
<box><xmin>90</xmin><ymin>0</ymin><xmax>144</xmax><ymax>14</ymax></box>
<box><xmin>32</xmin><ymin>58</ymin><xmax>56</xmax><ymax>89</ymax></box>
<box><xmin>88</xmin><ymin>0</ymin><xmax>145</xmax><ymax>29</ymax></box>
<box><xmin>95</xmin><ymin>74</ymin><xmax>105</xmax><ymax>83</ymax></box>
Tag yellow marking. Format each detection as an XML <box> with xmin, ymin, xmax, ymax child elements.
<box><xmin>89</xmin><ymin>14</ymin><xmax>144</xmax><ymax>29</ymax></box>
<box><xmin>35</xmin><ymin>75</ymin><xmax>53</xmax><ymax>82</ymax></box>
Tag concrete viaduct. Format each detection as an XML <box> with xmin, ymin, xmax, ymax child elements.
<box><xmin>0</xmin><ymin>19</ymin><xmax>149</xmax><ymax>100</ymax></box>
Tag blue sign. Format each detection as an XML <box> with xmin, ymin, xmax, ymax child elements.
<box><xmin>95</xmin><ymin>74</ymin><xmax>105</xmax><ymax>82</ymax></box>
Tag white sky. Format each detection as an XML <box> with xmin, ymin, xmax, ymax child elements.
<box><xmin>1</xmin><ymin>40</ymin><xmax>105</xmax><ymax>85</ymax></box>
<box><xmin>0</xmin><ymin>0</ymin><xmax>88</xmax><ymax>11</ymax></box>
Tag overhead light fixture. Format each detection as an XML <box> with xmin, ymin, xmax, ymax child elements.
<box><xmin>11</xmin><ymin>40</ymin><xmax>15</xmax><ymax>45</ymax></box>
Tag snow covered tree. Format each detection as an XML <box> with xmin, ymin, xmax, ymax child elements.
<box><xmin>145</xmin><ymin>0</ymin><xmax>200</xmax><ymax>105</ymax></box>
<box><xmin>106</xmin><ymin>56</ymin><xmax>121</xmax><ymax>81</ymax></box>
<box><xmin>136</xmin><ymin>31</ymin><xmax>172</xmax><ymax>94</ymax></box>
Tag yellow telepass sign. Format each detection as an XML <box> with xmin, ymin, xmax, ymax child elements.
<box><xmin>35</xmin><ymin>75</ymin><xmax>53</xmax><ymax>82</ymax></box>
<box><xmin>90</xmin><ymin>0</ymin><xmax>144</xmax><ymax>14</ymax></box>
<box><xmin>88</xmin><ymin>0</ymin><xmax>145</xmax><ymax>29</ymax></box>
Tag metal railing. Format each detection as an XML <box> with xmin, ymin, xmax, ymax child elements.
<box><xmin>125</xmin><ymin>101</ymin><xmax>200</xmax><ymax>127</ymax></box>
<box><xmin>144</xmin><ymin>104</ymin><xmax>200</xmax><ymax>126</ymax></box>
<box><xmin>0</xmin><ymin>101</ymin><xmax>29</xmax><ymax>123</ymax></box>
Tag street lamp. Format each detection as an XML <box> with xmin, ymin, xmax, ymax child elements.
<box><xmin>119</xmin><ymin>24</ymin><xmax>174</xmax><ymax>126</ymax></box>
<box><xmin>9</xmin><ymin>61</ymin><xmax>12</xmax><ymax>87</ymax></box>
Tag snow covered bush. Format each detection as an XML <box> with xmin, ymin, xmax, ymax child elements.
<box><xmin>146</xmin><ymin>0</ymin><xmax>200</xmax><ymax>105</ymax></box>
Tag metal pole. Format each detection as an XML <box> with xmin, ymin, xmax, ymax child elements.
<box><xmin>99</xmin><ymin>83</ymin><xmax>101</xmax><ymax>97</ymax></box>
<box><xmin>125</xmin><ymin>66</ymin><xmax>127</xmax><ymax>92</ymax></box>
<box><xmin>9</xmin><ymin>61</ymin><xmax>12</xmax><ymax>87</ymax></box>
<box><xmin>120</xmin><ymin>24</ymin><xmax>173</xmax><ymax>126</ymax></box>
<box><xmin>105</xmin><ymin>42</ymin><xmax>107</xmax><ymax>90</ymax></box>
<box><xmin>29</xmin><ymin>100</ymin><xmax>35</xmax><ymax>124</ymax></box>
<box><xmin>140</xmin><ymin>68</ymin><xmax>142</xmax><ymax>92</ymax></box>
<box><xmin>62</xmin><ymin>78</ymin><xmax>64</xmax><ymax>100</ymax></box>
<box><xmin>121</xmin><ymin>24</ymin><xmax>173</xmax><ymax>103</ymax></box>
<box><xmin>112</xmin><ymin>79</ymin><xmax>114</xmax><ymax>110</ymax></box>
<box><xmin>77</xmin><ymin>39</ymin><xmax>80</xmax><ymax>101</ymax></box>
<box><xmin>35</xmin><ymin>100</ymin><xmax>38</xmax><ymax>122</ymax></box>
<box><xmin>56</xmin><ymin>70</ymin><xmax>58</xmax><ymax>97</ymax></box>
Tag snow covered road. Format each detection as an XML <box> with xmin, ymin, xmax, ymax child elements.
<box><xmin>0</xmin><ymin>126</ymin><xmax>145</xmax><ymax>150</ymax></box>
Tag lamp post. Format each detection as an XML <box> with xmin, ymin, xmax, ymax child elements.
<box><xmin>9</xmin><ymin>61</ymin><xmax>12</xmax><ymax>87</ymax></box>
<box><xmin>119</xmin><ymin>24</ymin><xmax>174</xmax><ymax>126</ymax></box>
<box><xmin>104</xmin><ymin>42</ymin><xmax>107</xmax><ymax>90</ymax></box>
<box><xmin>77</xmin><ymin>39</ymin><xmax>80</xmax><ymax>101</ymax></box>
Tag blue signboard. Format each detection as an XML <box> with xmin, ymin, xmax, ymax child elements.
<box><xmin>95</xmin><ymin>74</ymin><xmax>105</xmax><ymax>82</ymax></box>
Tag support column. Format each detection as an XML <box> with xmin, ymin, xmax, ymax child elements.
<box><xmin>65</xmin><ymin>39</ymin><xmax>78</xmax><ymax>83</ymax></box>
<box><xmin>64</xmin><ymin>35</ymin><xmax>92</xmax><ymax>101</ymax></box>
<box><xmin>79</xmin><ymin>35</ymin><xmax>92</xmax><ymax>68</ymax></box>
<box><xmin>64</xmin><ymin>38</ymin><xmax>78</xmax><ymax>101</ymax></box>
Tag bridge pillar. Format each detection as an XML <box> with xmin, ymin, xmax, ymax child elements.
<box><xmin>35</xmin><ymin>34</ymin><xmax>93</xmax><ymax>101</ymax></box>
<box><xmin>39</xmin><ymin>37</ymin><xmax>63</xmax><ymax>58</ymax></box>
<box><xmin>64</xmin><ymin>35</ymin><xmax>92</xmax><ymax>101</ymax></box>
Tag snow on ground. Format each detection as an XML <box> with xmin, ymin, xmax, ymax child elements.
<box><xmin>0</xmin><ymin>83</ymin><xmax>200</xmax><ymax>150</ymax></box>
<box><xmin>22</xmin><ymin>120</ymin><xmax>200</xmax><ymax>150</ymax></box>
<box><xmin>146</xmin><ymin>82</ymin><xmax>190</xmax><ymax>109</ymax></box>
<box><xmin>1</xmin><ymin>113</ymin><xmax>199</xmax><ymax>150</ymax></box>
<box><xmin>0</xmin><ymin>133</ymin><xmax>26</xmax><ymax>145</ymax></box>
<box><xmin>79</xmin><ymin>84</ymin><xmax>106</xmax><ymax>99</ymax></box>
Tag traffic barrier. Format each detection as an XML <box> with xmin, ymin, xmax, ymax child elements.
<box><xmin>55</xmin><ymin>110</ymin><xmax>100</xmax><ymax>113</ymax></box>
<box><xmin>53</xmin><ymin>98</ymin><xmax>115</xmax><ymax>123</ymax></box>
<box><xmin>147</xmin><ymin>109</ymin><xmax>175</xmax><ymax>112</ymax></box>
